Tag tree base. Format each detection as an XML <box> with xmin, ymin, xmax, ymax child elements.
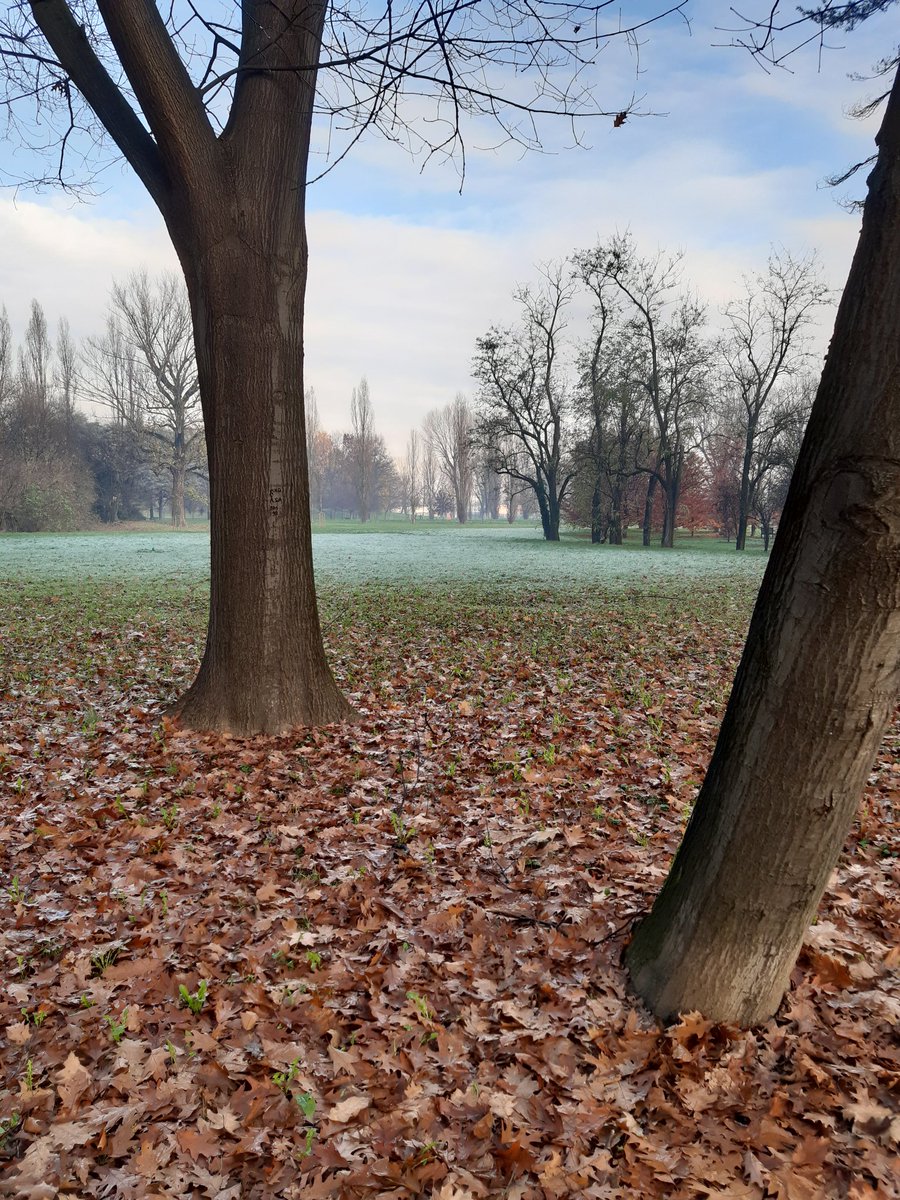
<box><xmin>170</xmin><ymin>669</ymin><xmax>355</xmax><ymax>736</ymax></box>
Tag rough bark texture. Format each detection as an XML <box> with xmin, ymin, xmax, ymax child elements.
<box><xmin>626</xmin><ymin>68</ymin><xmax>900</xmax><ymax>1026</ymax></box>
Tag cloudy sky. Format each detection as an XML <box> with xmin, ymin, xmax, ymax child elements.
<box><xmin>0</xmin><ymin>1</ymin><xmax>894</xmax><ymax>452</ymax></box>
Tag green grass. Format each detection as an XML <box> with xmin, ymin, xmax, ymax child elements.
<box><xmin>0</xmin><ymin>524</ymin><xmax>768</xmax><ymax>589</ymax></box>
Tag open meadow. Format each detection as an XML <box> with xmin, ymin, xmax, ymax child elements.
<box><xmin>0</xmin><ymin>527</ymin><xmax>897</xmax><ymax>1199</ymax></box>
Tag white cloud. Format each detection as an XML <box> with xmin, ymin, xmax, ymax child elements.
<box><xmin>0</xmin><ymin>6</ymin><xmax>878</xmax><ymax>459</ymax></box>
<box><xmin>0</xmin><ymin>196</ymin><xmax>175</xmax><ymax>337</ymax></box>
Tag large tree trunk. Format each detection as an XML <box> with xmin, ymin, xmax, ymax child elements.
<box><xmin>626</xmin><ymin>70</ymin><xmax>900</xmax><ymax>1026</ymax></box>
<box><xmin>164</xmin><ymin>1</ymin><xmax>348</xmax><ymax>734</ymax></box>
<box><xmin>173</xmin><ymin>238</ymin><xmax>350</xmax><ymax>734</ymax></box>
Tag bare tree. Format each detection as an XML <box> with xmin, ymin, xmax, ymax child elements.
<box><xmin>81</xmin><ymin>314</ymin><xmax>148</xmax><ymax>429</ymax></box>
<box><xmin>722</xmin><ymin>249</ymin><xmax>828</xmax><ymax>549</ymax></box>
<box><xmin>55</xmin><ymin>317</ymin><xmax>77</xmax><ymax>448</ymax></box>
<box><xmin>19</xmin><ymin>299</ymin><xmax>51</xmax><ymax>408</ymax></box>
<box><xmin>111</xmin><ymin>273</ymin><xmax>203</xmax><ymax>529</ymax></box>
<box><xmin>0</xmin><ymin>306</ymin><xmax>12</xmax><ymax>415</ymax></box>
<box><xmin>574</xmin><ymin>234</ymin><xmax>710</xmax><ymax>547</ymax></box>
<box><xmin>349</xmin><ymin>377</ymin><xmax>376</xmax><ymax>523</ymax></box>
<box><xmin>752</xmin><ymin>378</ymin><xmax>815</xmax><ymax>551</ymax></box>
<box><xmin>305</xmin><ymin>386</ymin><xmax>322</xmax><ymax>519</ymax></box>
<box><xmin>0</xmin><ymin>1</ymin><xmax>679</xmax><ymax>733</ymax></box>
<box><xmin>1</xmin><ymin>299</ymin><xmax>93</xmax><ymax>529</ymax></box>
<box><xmin>474</xmin><ymin>265</ymin><xmax>576</xmax><ymax>542</ymax></box>
<box><xmin>402</xmin><ymin>429</ymin><xmax>420</xmax><ymax>522</ymax></box>
<box><xmin>420</xmin><ymin>430</ymin><xmax>441</xmax><ymax>520</ymax></box>
<box><xmin>425</xmin><ymin>394</ymin><xmax>475</xmax><ymax>524</ymax></box>
<box><xmin>571</xmin><ymin>266</ymin><xmax>650</xmax><ymax>544</ymax></box>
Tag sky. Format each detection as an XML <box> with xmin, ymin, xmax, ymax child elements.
<box><xmin>0</xmin><ymin>1</ymin><xmax>896</xmax><ymax>453</ymax></box>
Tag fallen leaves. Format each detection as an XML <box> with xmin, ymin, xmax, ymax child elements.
<box><xmin>327</xmin><ymin>1095</ymin><xmax>371</xmax><ymax>1123</ymax></box>
<box><xmin>0</xmin><ymin>577</ymin><xmax>896</xmax><ymax>1198</ymax></box>
<box><xmin>53</xmin><ymin>1052</ymin><xmax>91</xmax><ymax>1113</ymax></box>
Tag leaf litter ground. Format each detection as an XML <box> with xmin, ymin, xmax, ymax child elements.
<box><xmin>0</xmin><ymin>568</ymin><xmax>897</xmax><ymax>1198</ymax></box>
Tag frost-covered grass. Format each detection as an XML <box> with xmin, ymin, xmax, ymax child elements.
<box><xmin>0</xmin><ymin>525</ymin><xmax>767</xmax><ymax>592</ymax></box>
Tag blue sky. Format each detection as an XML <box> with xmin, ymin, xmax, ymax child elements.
<box><xmin>0</xmin><ymin>1</ymin><xmax>895</xmax><ymax>450</ymax></box>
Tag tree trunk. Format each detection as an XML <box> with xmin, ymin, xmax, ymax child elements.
<box><xmin>626</xmin><ymin>69</ymin><xmax>900</xmax><ymax>1026</ymax></box>
<box><xmin>608</xmin><ymin>480</ymin><xmax>623</xmax><ymax>545</ymax></box>
<box><xmin>660</xmin><ymin>452</ymin><xmax>682</xmax><ymax>548</ymax></box>
<box><xmin>456</xmin><ymin>487</ymin><xmax>467</xmax><ymax>524</ymax></box>
<box><xmin>590</xmin><ymin>477</ymin><xmax>604</xmax><ymax>544</ymax></box>
<box><xmin>736</xmin><ymin>425</ymin><xmax>754</xmax><ymax>551</ymax></box>
<box><xmin>171</xmin><ymin>448</ymin><xmax>186</xmax><ymax>529</ymax></box>
<box><xmin>173</xmin><ymin>241</ymin><xmax>350</xmax><ymax>734</ymax></box>
<box><xmin>545</xmin><ymin>475</ymin><xmax>561</xmax><ymax>541</ymax></box>
<box><xmin>642</xmin><ymin>473</ymin><xmax>657</xmax><ymax>546</ymax></box>
<box><xmin>660</xmin><ymin>479</ymin><xmax>675</xmax><ymax>547</ymax></box>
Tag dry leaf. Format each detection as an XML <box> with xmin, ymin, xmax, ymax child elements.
<box><xmin>54</xmin><ymin>1052</ymin><xmax>92</xmax><ymax>1112</ymax></box>
<box><xmin>327</xmin><ymin>1095</ymin><xmax>370</xmax><ymax>1122</ymax></box>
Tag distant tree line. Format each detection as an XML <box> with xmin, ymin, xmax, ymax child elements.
<box><xmin>2</xmin><ymin>239</ymin><xmax>822</xmax><ymax>544</ymax></box>
<box><xmin>0</xmin><ymin>276</ymin><xmax>208</xmax><ymax>531</ymax></box>
<box><xmin>473</xmin><ymin>235</ymin><xmax>827</xmax><ymax>547</ymax></box>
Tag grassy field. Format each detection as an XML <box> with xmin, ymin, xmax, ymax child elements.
<box><xmin>0</xmin><ymin>528</ymin><xmax>896</xmax><ymax>1199</ymax></box>
<box><xmin>0</xmin><ymin>524</ymin><xmax>768</xmax><ymax>588</ymax></box>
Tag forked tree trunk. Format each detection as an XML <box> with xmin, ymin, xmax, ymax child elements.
<box><xmin>626</xmin><ymin>70</ymin><xmax>900</xmax><ymax>1026</ymax></box>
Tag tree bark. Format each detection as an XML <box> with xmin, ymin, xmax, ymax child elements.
<box><xmin>608</xmin><ymin>476</ymin><xmax>623</xmax><ymax>544</ymax></box>
<box><xmin>626</xmin><ymin>68</ymin><xmax>900</xmax><ymax>1026</ymax></box>
<box><xmin>736</xmin><ymin>420</ymin><xmax>755</xmax><ymax>551</ymax></box>
<box><xmin>171</xmin><ymin>444</ymin><xmax>186</xmax><ymax>529</ymax></box>
<box><xmin>642</xmin><ymin>472</ymin><xmax>657</xmax><ymax>546</ymax></box>
<box><xmin>590</xmin><ymin>477</ymin><xmax>604</xmax><ymax>543</ymax></box>
<box><xmin>173</xmin><ymin>237</ymin><xmax>350</xmax><ymax>733</ymax></box>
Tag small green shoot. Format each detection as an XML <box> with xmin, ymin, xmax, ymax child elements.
<box><xmin>90</xmin><ymin>946</ymin><xmax>120</xmax><ymax>977</ymax></box>
<box><xmin>178</xmin><ymin>980</ymin><xmax>209</xmax><ymax>1015</ymax></box>
<box><xmin>272</xmin><ymin>1059</ymin><xmax>300</xmax><ymax>1092</ymax></box>
<box><xmin>104</xmin><ymin>1010</ymin><xmax>128</xmax><ymax>1044</ymax></box>
<box><xmin>406</xmin><ymin>990</ymin><xmax>434</xmax><ymax>1022</ymax></box>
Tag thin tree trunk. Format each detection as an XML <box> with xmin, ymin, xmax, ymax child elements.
<box><xmin>609</xmin><ymin>480</ymin><xmax>623</xmax><ymax>545</ymax></box>
<box><xmin>660</xmin><ymin>479</ymin><xmax>675</xmax><ymax>548</ymax></box>
<box><xmin>736</xmin><ymin>426</ymin><xmax>754</xmax><ymax>551</ymax></box>
<box><xmin>591</xmin><ymin>477</ymin><xmax>604</xmax><ymax>544</ymax></box>
<box><xmin>171</xmin><ymin>451</ymin><xmax>186</xmax><ymax>529</ymax></box>
<box><xmin>626</xmin><ymin>70</ymin><xmax>900</xmax><ymax>1026</ymax></box>
<box><xmin>642</xmin><ymin>473</ymin><xmax>657</xmax><ymax>546</ymax></box>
